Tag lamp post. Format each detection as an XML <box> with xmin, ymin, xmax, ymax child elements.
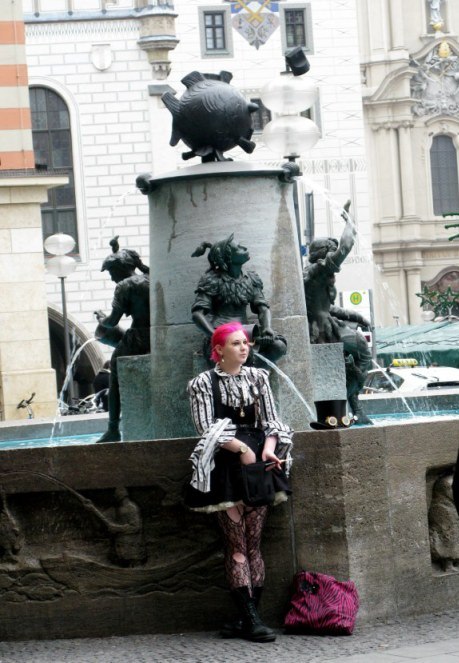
<box><xmin>44</xmin><ymin>233</ymin><xmax>77</xmax><ymax>403</ymax></box>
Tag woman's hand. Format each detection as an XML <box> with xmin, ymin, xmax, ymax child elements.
<box><xmin>262</xmin><ymin>448</ymin><xmax>282</xmax><ymax>471</ymax></box>
<box><xmin>240</xmin><ymin>448</ymin><xmax>257</xmax><ymax>465</ymax></box>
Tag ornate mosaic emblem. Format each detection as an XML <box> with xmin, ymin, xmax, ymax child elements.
<box><xmin>225</xmin><ymin>1</ymin><xmax>282</xmax><ymax>49</ymax></box>
<box><xmin>411</xmin><ymin>42</ymin><xmax>459</xmax><ymax>117</ymax></box>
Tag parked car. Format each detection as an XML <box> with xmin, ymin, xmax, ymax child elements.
<box><xmin>360</xmin><ymin>359</ymin><xmax>459</xmax><ymax>398</ymax></box>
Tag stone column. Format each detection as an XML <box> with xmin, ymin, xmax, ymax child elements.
<box><xmin>143</xmin><ymin>163</ymin><xmax>315</xmax><ymax>439</ymax></box>
<box><xmin>374</xmin><ymin>124</ymin><xmax>402</xmax><ymax>223</ymax></box>
<box><xmin>0</xmin><ymin>174</ymin><xmax>68</xmax><ymax>420</ymax></box>
<box><xmin>398</xmin><ymin>122</ymin><xmax>418</xmax><ymax>219</ymax></box>
<box><xmin>374</xmin><ymin>266</ymin><xmax>408</xmax><ymax>327</ymax></box>
<box><xmin>406</xmin><ymin>268</ymin><xmax>423</xmax><ymax>324</ymax></box>
<box><xmin>0</xmin><ymin>0</ymin><xmax>34</xmax><ymax>170</ymax></box>
<box><xmin>0</xmin><ymin>2</ymin><xmax>67</xmax><ymax>420</ymax></box>
<box><xmin>367</xmin><ymin>0</ymin><xmax>390</xmax><ymax>56</ymax></box>
<box><xmin>388</xmin><ymin>0</ymin><xmax>406</xmax><ymax>50</ymax></box>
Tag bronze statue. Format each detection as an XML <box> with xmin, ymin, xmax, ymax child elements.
<box><xmin>303</xmin><ymin>202</ymin><xmax>372</xmax><ymax>424</ymax></box>
<box><xmin>162</xmin><ymin>71</ymin><xmax>258</xmax><ymax>162</ymax></box>
<box><xmin>429</xmin><ymin>472</ymin><xmax>459</xmax><ymax>572</ymax></box>
<box><xmin>94</xmin><ymin>237</ymin><xmax>150</xmax><ymax>443</ymax></box>
<box><xmin>191</xmin><ymin>234</ymin><xmax>287</xmax><ymax>365</ymax></box>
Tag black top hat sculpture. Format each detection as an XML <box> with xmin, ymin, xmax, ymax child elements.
<box><xmin>309</xmin><ymin>400</ymin><xmax>353</xmax><ymax>430</ymax></box>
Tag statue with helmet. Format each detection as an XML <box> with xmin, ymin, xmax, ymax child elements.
<box><xmin>303</xmin><ymin>201</ymin><xmax>372</xmax><ymax>424</ymax></box>
<box><xmin>94</xmin><ymin>237</ymin><xmax>150</xmax><ymax>443</ymax></box>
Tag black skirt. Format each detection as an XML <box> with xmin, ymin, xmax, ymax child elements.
<box><xmin>184</xmin><ymin>426</ymin><xmax>291</xmax><ymax>511</ymax></box>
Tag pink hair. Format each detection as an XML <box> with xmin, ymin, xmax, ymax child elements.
<box><xmin>210</xmin><ymin>322</ymin><xmax>249</xmax><ymax>363</ymax></box>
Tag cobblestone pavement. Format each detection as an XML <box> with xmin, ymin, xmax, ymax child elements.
<box><xmin>0</xmin><ymin>610</ymin><xmax>458</xmax><ymax>663</ymax></box>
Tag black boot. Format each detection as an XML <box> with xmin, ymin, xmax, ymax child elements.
<box><xmin>230</xmin><ymin>586</ymin><xmax>275</xmax><ymax>643</ymax></box>
<box><xmin>96</xmin><ymin>421</ymin><xmax>121</xmax><ymax>443</ymax></box>
<box><xmin>220</xmin><ymin>586</ymin><xmax>264</xmax><ymax>639</ymax></box>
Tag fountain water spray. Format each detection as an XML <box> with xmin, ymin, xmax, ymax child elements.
<box><xmin>254</xmin><ymin>351</ymin><xmax>315</xmax><ymax>420</ymax></box>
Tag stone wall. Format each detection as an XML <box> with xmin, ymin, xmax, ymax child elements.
<box><xmin>0</xmin><ymin>420</ymin><xmax>457</xmax><ymax>639</ymax></box>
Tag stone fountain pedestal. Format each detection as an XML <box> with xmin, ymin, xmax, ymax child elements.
<box><xmin>137</xmin><ymin>161</ymin><xmax>315</xmax><ymax>439</ymax></box>
<box><xmin>0</xmin><ymin>420</ymin><xmax>457</xmax><ymax>640</ymax></box>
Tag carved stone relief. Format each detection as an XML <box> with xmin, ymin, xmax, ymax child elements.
<box><xmin>422</xmin><ymin>266</ymin><xmax>459</xmax><ymax>315</ymax></box>
<box><xmin>0</xmin><ymin>478</ymin><xmax>223</xmax><ymax>603</ymax></box>
<box><xmin>425</xmin><ymin>267</ymin><xmax>459</xmax><ymax>291</ymax></box>
<box><xmin>411</xmin><ymin>43</ymin><xmax>459</xmax><ymax>117</ymax></box>
<box><xmin>429</xmin><ymin>470</ymin><xmax>459</xmax><ymax>572</ymax></box>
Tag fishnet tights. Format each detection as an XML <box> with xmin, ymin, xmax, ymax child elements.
<box><xmin>216</xmin><ymin>506</ymin><xmax>268</xmax><ymax>591</ymax></box>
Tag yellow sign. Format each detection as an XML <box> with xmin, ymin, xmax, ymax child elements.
<box><xmin>349</xmin><ymin>291</ymin><xmax>363</xmax><ymax>306</ymax></box>
<box><xmin>391</xmin><ymin>358</ymin><xmax>418</xmax><ymax>367</ymax></box>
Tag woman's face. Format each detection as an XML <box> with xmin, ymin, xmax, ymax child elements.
<box><xmin>217</xmin><ymin>330</ymin><xmax>250</xmax><ymax>366</ymax></box>
<box><xmin>230</xmin><ymin>241</ymin><xmax>250</xmax><ymax>266</ymax></box>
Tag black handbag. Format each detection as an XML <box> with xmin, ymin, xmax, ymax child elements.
<box><xmin>239</xmin><ymin>462</ymin><xmax>276</xmax><ymax>507</ymax></box>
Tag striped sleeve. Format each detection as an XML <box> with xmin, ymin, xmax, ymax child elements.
<box><xmin>187</xmin><ymin>372</ymin><xmax>237</xmax><ymax>492</ymax></box>
<box><xmin>188</xmin><ymin>372</ymin><xmax>215</xmax><ymax>436</ymax></box>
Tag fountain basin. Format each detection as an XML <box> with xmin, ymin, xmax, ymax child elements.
<box><xmin>360</xmin><ymin>390</ymin><xmax>459</xmax><ymax>416</ymax></box>
<box><xmin>0</xmin><ymin>413</ymin><xmax>106</xmax><ymax>443</ymax></box>
<box><xmin>0</xmin><ymin>419</ymin><xmax>457</xmax><ymax>640</ymax></box>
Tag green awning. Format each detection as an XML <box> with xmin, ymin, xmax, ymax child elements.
<box><xmin>375</xmin><ymin>320</ymin><xmax>459</xmax><ymax>368</ymax></box>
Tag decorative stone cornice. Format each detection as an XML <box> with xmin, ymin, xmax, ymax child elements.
<box><xmin>425</xmin><ymin>116</ymin><xmax>459</xmax><ymax>129</ymax></box>
<box><xmin>364</xmin><ymin>66</ymin><xmax>415</xmax><ymax>104</ymax></box>
<box><xmin>370</xmin><ymin>120</ymin><xmax>414</xmax><ymax>131</ymax></box>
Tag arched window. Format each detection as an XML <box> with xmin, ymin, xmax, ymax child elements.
<box><xmin>430</xmin><ymin>135</ymin><xmax>459</xmax><ymax>217</ymax></box>
<box><xmin>29</xmin><ymin>87</ymin><xmax>79</xmax><ymax>253</ymax></box>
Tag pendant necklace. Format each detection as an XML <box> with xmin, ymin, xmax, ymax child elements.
<box><xmin>238</xmin><ymin>382</ymin><xmax>245</xmax><ymax>417</ymax></box>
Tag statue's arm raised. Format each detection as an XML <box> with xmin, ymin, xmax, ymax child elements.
<box><xmin>330</xmin><ymin>200</ymin><xmax>356</xmax><ymax>269</ymax></box>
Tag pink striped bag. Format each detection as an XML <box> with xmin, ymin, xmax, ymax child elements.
<box><xmin>284</xmin><ymin>570</ymin><xmax>359</xmax><ymax>635</ymax></box>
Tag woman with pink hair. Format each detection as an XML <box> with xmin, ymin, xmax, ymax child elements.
<box><xmin>184</xmin><ymin>321</ymin><xmax>293</xmax><ymax>643</ymax></box>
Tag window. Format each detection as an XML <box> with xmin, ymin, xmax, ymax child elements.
<box><xmin>430</xmin><ymin>135</ymin><xmax>459</xmax><ymax>217</ymax></box>
<box><xmin>30</xmin><ymin>87</ymin><xmax>79</xmax><ymax>253</ymax></box>
<box><xmin>199</xmin><ymin>6</ymin><xmax>233</xmax><ymax>57</ymax></box>
<box><xmin>364</xmin><ymin>371</ymin><xmax>403</xmax><ymax>393</ymax></box>
<box><xmin>285</xmin><ymin>9</ymin><xmax>306</xmax><ymax>48</ymax></box>
<box><xmin>250</xmin><ymin>98</ymin><xmax>271</xmax><ymax>133</ymax></box>
<box><xmin>205</xmin><ymin>12</ymin><xmax>226</xmax><ymax>51</ymax></box>
<box><xmin>280</xmin><ymin>4</ymin><xmax>313</xmax><ymax>54</ymax></box>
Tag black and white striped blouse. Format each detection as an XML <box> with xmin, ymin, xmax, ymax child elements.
<box><xmin>188</xmin><ymin>366</ymin><xmax>293</xmax><ymax>493</ymax></box>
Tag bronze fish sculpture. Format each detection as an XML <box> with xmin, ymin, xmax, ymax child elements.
<box><xmin>162</xmin><ymin>70</ymin><xmax>259</xmax><ymax>162</ymax></box>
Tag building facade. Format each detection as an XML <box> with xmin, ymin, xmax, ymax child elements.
<box><xmin>0</xmin><ymin>0</ymin><xmax>69</xmax><ymax>419</ymax></box>
<box><xmin>19</xmin><ymin>0</ymin><xmax>372</xmax><ymax>397</ymax></box>
<box><xmin>357</xmin><ymin>0</ymin><xmax>459</xmax><ymax>325</ymax></box>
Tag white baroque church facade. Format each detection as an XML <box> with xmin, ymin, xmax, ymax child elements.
<box><xmin>357</xmin><ymin>0</ymin><xmax>459</xmax><ymax>325</ymax></box>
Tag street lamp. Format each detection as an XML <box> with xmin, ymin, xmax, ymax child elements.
<box><xmin>260</xmin><ymin>47</ymin><xmax>321</xmax><ymax>255</ymax></box>
<box><xmin>44</xmin><ymin>233</ymin><xmax>77</xmax><ymax>402</ymax></box>
<box><xmin>260</xmin><ymin>47</ymin><xmax>320</xmax><ymax>161</ymax></box>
